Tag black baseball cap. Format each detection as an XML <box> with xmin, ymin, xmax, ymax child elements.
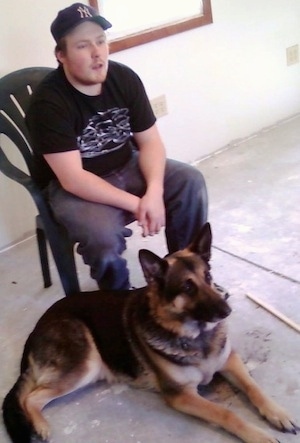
<box><xmin>51</xmin><ymin>2</ymin><xmax>112</xmax><ymax>43</ymax></box>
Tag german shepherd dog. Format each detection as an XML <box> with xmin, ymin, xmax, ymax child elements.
<box><xmin>2</xmin><ymin>223</ymin><xmax>298</xmax><ymax>443</ymax></box>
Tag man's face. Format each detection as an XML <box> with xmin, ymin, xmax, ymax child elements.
<box><xmin>57</xmin><ymin>21</ymin><xmax>109</xmax><ymax>94</ymax></box>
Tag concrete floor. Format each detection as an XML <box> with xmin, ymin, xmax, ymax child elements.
<box><xmin>0</xmin><ymin>115</ymin><xmax>300</xmax><ymax>443</ymax></box>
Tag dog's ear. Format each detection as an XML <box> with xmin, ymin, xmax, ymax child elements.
<box><xmin>188</xmin><ymin>222</ymin><xmax>212</xmax><ymax>262</ymax></box>
<box><xmin>139</xmin><ymin>249</ymin><xmax>169</xmax><ymax>285</ymax></box>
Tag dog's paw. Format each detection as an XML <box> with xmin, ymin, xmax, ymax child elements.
<box><xmin>33</xmin><ymin>419</ymin><xmax>51</xmax><ymax>442</ymax></box>
<box><xmin>242</xmin><ymin>426</ymin><xmax>281</xmax><ymax>443</ymax></box>
<box><xmin>259</xmin><ymin>401</ymin><xmax>298</xmax><ymax>434</ymax></box>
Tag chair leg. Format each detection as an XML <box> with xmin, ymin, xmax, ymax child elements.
<box><xmin>36</xmin><ymin>226</ymin><xmax>52</xmax><ymax>288</ymax></box>
<box><xmin>36</xmin><ymin>214</ymin><xmax>80</xmax><ymax>296</ymax></box>
<box><xmin>52</xmin><ymin>227</ymin><xmax>80</xmax><ymax>296</ymax></box>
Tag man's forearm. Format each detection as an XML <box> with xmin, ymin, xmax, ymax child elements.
<box><xmin>138</xmin><ymin>140</ymin><xmax>166</xmax><ymax>195</ymax></box>
<box><xmin>45</xmin><ymin>151</ymin><xmax>140</xmax><ymax>213</ymax></box>
<box><xmin>64</xmin><ymin>170</ymin><xmax>140</xmax><ymax>213</ymax></box>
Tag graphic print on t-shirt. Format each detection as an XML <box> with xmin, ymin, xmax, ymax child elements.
<box><xmin>78</xmin><ymin>107</ymin><xmax>131</xmax><ymax>158</ymax></box>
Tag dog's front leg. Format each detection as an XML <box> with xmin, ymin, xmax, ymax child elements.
<box><xmin>164</xmin><ymin>387</ymin><xmax>281</xmax><ymax>443</ymax></box>
<box><xmin>220</xmin><ymin>350</ymin><xmax>299</xmax><ymax>435</ymax></box>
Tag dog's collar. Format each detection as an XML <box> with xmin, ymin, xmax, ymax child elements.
<box><xmin>144</xmin><ymin>326</ymin><xmax>226</xmax><ymax>366</ymax></box>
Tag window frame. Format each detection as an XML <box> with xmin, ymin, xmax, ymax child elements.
<box><xmin>88</xmin><ymin>0</ymin><xmax>213</xmax><ymax>53</ymax></box>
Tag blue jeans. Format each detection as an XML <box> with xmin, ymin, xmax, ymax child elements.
<box><xmin>46</xmin><ymin>153</ymin><xmax>208</xmax><ymax>289</ymax></box>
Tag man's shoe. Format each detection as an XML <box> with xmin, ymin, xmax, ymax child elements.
<box><xmin>214</xmin><ymin>282</ymin><xmax>231</xmax><ymax>300</ymax></box>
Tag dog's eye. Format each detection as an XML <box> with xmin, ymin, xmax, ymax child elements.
<box><xmin>181</xmin><ymin>279</ymin><xmax>196</xmax><ymax>296</ymax></box>
<box><xmin>204</xmin><ymin>271</ymin><xmax>212</xmax><ymax>285</ymax></box>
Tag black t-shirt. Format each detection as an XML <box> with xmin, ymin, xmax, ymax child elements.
<box><xmin>26</xmin><ymin>61</ymin><xmax>156</xmax><ymax>188</ymax></box>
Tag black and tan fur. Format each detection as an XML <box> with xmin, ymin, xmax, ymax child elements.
<box><xmin>2</xmin><ymin>223</ymin><xmax>298</xmax><ymax>443</ymax></box>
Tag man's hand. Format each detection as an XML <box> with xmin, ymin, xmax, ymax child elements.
<box><xmin>133</xmin><ymin>124</ymin><xmax>167</xmax><ymax>237</ymax></box>
<box><xmin>136</xmin><ymin>192</ymin><xmax>165</xmax><ymax>237</ymax></box>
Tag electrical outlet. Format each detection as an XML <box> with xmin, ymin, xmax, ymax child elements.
<box><xmin>150</xmin><ymin>95</ymin><xmax>168</xmax><ymax>118</ymax></box>
<box><xmin>286</xmin><ymin>45</ymin><xmax>299</xmax><ymax>66</ymax></box>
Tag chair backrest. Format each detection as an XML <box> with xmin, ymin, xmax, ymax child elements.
<box><xmin>0</xmin><ymin>67</ymin><xmax>53</xmax><ymax>177</ymax></box>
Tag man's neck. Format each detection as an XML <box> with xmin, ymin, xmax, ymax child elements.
<box><xmin>62</xmin><ymin>67</ymin><xmax>102</xmax><ymax>96</ymax></box>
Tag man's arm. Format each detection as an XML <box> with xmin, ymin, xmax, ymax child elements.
<box><xmin>44</xmin><ymin>150</ymin><xmax>140</xmax><ymax>214</ymax></box>
<box><xmin>133</xmin><ymin>124</ymin><xmax>166</xmax><ymax>236</ymax></box>
<box><xmin>44</xmin><ymin>123</ymin><xmax>166</xmax><ymax>237</ymax></box>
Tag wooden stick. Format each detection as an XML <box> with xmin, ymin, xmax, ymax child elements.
<box><xmin>246</xmin><ymin>293</ymin><xmax>300</xmax><ymax>334</ymax></box>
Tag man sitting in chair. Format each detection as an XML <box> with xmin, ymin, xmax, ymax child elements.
<box><xmin>26</xmin><ymin>2</ymin><xmax>215</xmax><ymax>292</ymax></box>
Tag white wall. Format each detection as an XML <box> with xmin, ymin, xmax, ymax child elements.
<box><xmin>1</xmin><ymin>0</ymin><xmax>300</xmax><ymax>250</ymax></box>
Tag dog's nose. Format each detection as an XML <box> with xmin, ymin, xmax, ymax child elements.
<box><xmin>218</xmin><ymin>301</ymin><xmax>232</xmax><ymax>319</ymax></box>
<box><xmin>194</xmin><ymin>298</ymin><xmax>232</xmax><ymax>323</ymax></box>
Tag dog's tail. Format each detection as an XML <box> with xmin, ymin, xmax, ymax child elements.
<box><xmin>2</xmin><ymin>375</ymin><xmax>33</xmax><ymax>443</ymax></box>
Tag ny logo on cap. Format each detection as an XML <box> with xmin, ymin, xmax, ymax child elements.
<box><xmin>77</xmin><ymin>6</ymin><xmax>93</xmax><ymax>18</ymax></box>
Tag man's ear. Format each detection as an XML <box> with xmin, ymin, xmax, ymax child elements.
<box><xmin>55</xmin><ymin>49</ymin><xmax>65</xmax><ymax>65</ymax></box>
<box><xmin>139</xmin><ymin>249</ymin><xmax>168</xmax><ymax>285</ymax></box>
<box><xmin>188</xmin><ymin>222</ymin><xmax>212</xmax><ymax>262</ymax></box>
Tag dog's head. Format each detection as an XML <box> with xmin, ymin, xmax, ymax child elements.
<box><xmin>138</xmin><ymin>223</ymin><xmax>231</xmax><ymax>337</ymax></box>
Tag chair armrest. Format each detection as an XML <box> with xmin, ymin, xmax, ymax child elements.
<box><xmin>0</xmin><ymin>143</ymin><xmax>52</xmax><ymax>218</ymax></box>
<box><xmin>0</xmin><ymin>144</ymin><xmax>33</xmax><ymax>189</ymax></box>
